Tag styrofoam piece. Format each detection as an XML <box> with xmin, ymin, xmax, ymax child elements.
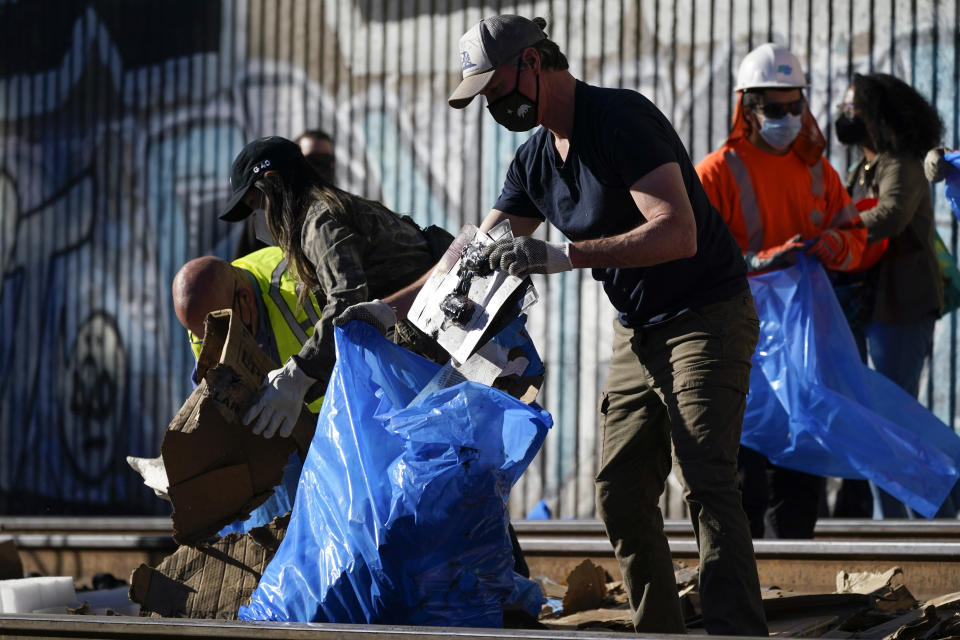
<box><xmin>38</xmin><ymin>576</ymin><xmax>77</xmax><ymax>609</ymax></box>
<box><xmin>0</xmin><ymin>576</ymin><xmax>78</xmax><ymax>613</ymax></box>
<box><xmin>0</xmin><ymin>577</ymin><xmax>41</xmax><ymax>613</ymax></box>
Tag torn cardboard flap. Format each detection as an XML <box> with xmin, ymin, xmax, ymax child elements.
<box><xmin>0</xmin><ymin>537</ymin><xmax>23</xmax><ymax>580</ymax></box>
<box><xmin>162</xmin><ymin>310</ymin><xmax>315</xmax><ymax>545</ymax></box>
<box><xmin>561</xmin><ymin>559</ymin><xmax>608</xmax><ymax>615</ymax></box>
<box><xmin>130</xmin><ymin>513</ymin><xmax>289</xmax><ymax>619</ymax></box>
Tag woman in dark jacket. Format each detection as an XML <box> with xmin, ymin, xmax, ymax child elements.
<box><xmin>219</xmin><ymin>136</ymin><xmax>445</xmax><ymax>439</ymax></box>
<box><xmin>833</xmin><ymin>72</ymin><xmax>950</xmax><ymax>518</ymax></box>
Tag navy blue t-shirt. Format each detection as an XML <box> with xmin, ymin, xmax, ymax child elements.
<box><xmin>493</xmin><ymin>81</ymin><xmax>747</xmax><ymax>327</ymax></box>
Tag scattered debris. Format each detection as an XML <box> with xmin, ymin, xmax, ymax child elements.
<box><xmin>534</xmin><ymin>562</ymin><xmax>960</xmax><ymax>638</ymax></box>
<box><xmin>129</xmin><ymin>512</ymin><xmax>288</xmax><ymax>619</ymax></box>
<box><xmin>837</xmin><ymin>567</ymin><xmax>906</xmax><ymax>596</ymax></box>
<box><xmin>561</xmin><ymin>559</ymin><xmax>608</xmax><ymax>615</ymax></box>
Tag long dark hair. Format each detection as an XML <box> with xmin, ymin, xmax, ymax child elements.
<box><xmin>253</xmin><ymin>153</ymin><xmax>353</xmax><ymax>304</ymax></box>
<box><xmin>852</xmin><ymin>72</ymin><xmax>943</xmax><ymax>158</ymax></box>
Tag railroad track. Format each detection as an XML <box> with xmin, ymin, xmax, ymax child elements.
<box><xmin>7</xmin><ymin>516</ymin><xmax>960</xmax><ymax>539</ymax></box>
<box><xmin>2</xmin><ymin>517</ymin><xmax>959</xmax><ymax>639</ymax></box>
<box><xmin>3</xmin><ymin>517</ymin><xmax>959</xmax><ymax>598</ymax></box>
<box><xmin>0</xmin><ymin>614</ymin><xmax>661</xmax><ymax>640</ymax></box>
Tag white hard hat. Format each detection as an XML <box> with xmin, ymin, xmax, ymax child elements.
<box><xmin>735</xmin><ymin>43</ymin><xmax>808</xmax><ymax>91</ymax></box>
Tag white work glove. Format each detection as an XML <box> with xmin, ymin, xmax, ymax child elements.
<box><xmin>482</xmin><ymin>236</ymin><xmax>573</xmax><ymax>277</ymax></box>
<box><xmin>333</xmin><ymin>299</ymin><xmax>397</xmax><ymax>336</ymax></box>
<box><xmin>924</xmin><ymin>146</ymin><xmax>953</xmax><ymax>183</ymax></box>
<box><xmin>243</xmin><ymin>358</ymin><xmax>315</xmax><ymax>439</ymax></box>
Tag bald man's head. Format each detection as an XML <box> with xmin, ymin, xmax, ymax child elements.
<box><xmin>172</xmin><ymin>256</ymin><xmax>256</xmax><ymax>340</ymax></box>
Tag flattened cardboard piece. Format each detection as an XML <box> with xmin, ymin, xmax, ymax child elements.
<box><xmin>561</xmin><ymin>559</ymin><xmax>608</xmax><ymax>615</ymax></box>
<box><xmin>162</xmin><ymin>310</ymin><xmax>315</xmax><ymax>545</ymax></box>
<box><xmin>0</xmin><ymin>537</ymin><xmax>23</xmax><ymax>580</ymax></box>
<box><xmin>129</xmin><ymin>513</ymin><xmax>288</xmax><ymax>619</ymax></box>
<box><xmin>198</xmin><ymin>310</ymin><xmax>316</xmax><ymax>453</ymax></box>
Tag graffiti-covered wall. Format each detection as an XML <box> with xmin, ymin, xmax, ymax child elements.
<box><xmin>1</xmin><ymin>0</ymin><xmax>958</xmax><ymax>517</ymax></box>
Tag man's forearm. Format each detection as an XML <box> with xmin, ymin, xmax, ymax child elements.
<box><xmin>568</xmin><ymin>216</ymin><xmax>697</xmax><ymax>269</ymax></box>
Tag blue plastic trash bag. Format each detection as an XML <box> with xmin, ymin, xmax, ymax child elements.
<box><xmin>943</xmin><ymin>150</ymin><xmax>960</xmax><ymax>222</ymax></box>
<box><xmin>506</xmin><ymin>572</ymin><xmax>547</xmax><ymax>618</ymax></box>
<box><xmin>525</xmin><ymin>499</ymin><xmax>551</xmax><ymax>520</ymax></box>
<box><xmin>239</xmin><ymin>322</ymin><xmax>552</xmax><ymax>626</ymax></box>
<box><xmin>743</xmin><ymin>255</ymin><xmax>960</xmax><ymax>518</ymax></box>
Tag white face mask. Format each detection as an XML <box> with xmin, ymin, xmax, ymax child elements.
<box><xmin>756</xmin><ymin>112</ymin><xmax>803</xmax><ymax>151</ymax></box>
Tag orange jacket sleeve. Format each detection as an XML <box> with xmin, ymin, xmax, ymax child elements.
<box><xmin>818</xmin><ymin>158</ymin><xmax>867</xmax><ymax>271</ymax></box>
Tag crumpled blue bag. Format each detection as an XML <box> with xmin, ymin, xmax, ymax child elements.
<box><xmin>743</xmin><ymin>255</ymin><xmax>960</xmax><ymax>518</ymax></box>
<box><xmin>239</xmin><ymin>322</ymin><xmax>551</xmax><ymax>626</ymax></box>
<box><xmin>943</xmin><ymin>150</ymin><xmax>960</xmax><ymax>221</ymax></box>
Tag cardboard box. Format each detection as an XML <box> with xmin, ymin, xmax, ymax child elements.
<box><xmin>163</xmin><ymin>310</ymin><xmax>315</xmax><ymax>545</ymax></box>
<box><xmin>129</xmin><ymin>513</ymin><xmax>288</xmax><ymax>619</ymax></box>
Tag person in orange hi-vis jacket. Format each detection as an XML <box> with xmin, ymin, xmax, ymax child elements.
<box><xmin>697</xmin><ymin>43</ymin><xmax>867</xmax><ymax>275</ymax></box>
<box><xmin>695</xmin><ymin>43</ymin><xmax>867</xmax><ymax>542</ymax></box>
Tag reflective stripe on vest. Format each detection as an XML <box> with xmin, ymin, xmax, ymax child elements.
<box><xmin>301</xmin><ymin>284</ymin><xmax>321</xmax><ymax>329</ymax></box>
<box><xmin>832</xmin><ymin>201</ymin><xmax>860</xmax><ymax>228</ymax></box>
<box><xmin>232</xmin><ymin>247</ymin><xmax>324</xmax><ymax>413</ymax></box>
<box><xmin>809</xmin><ymin>158</ymin><xmax>824</xmax><ymax>196</ymax></box>
<box><xmin>724</xmin><ymin>151</ymin><xmax>833</xmax><ymax>249</ymax></box>
<box><xmin>268</xmin><ymin>258</ymin><xmax>309</xmax><ymax>346</ymax></box>
<box><xmin>722</xmin><ymin>149</ymin><xmax>764</xmax><ymax>252</ymax></box>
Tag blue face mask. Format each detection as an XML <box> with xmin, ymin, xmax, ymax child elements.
<box><xmin>757</xmin><ymin>112</ymin><xmax>803</xmax><ymax>151</ymax></box>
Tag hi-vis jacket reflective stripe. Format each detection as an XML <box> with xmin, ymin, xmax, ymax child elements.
<box><xmin>696</xmin><ymin>138</ymin><xmax>865</xmax><ymax>270</ymax></box>
<box><xmin>192</xmin><ymin>246</ymin><xmax>325</xmax><ymax>412</ymax></box>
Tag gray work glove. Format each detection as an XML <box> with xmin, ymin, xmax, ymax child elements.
<box><xmin>744</xmin><ymin>235</ymin><xmax>805</xmax><ymax>273</ymax></box>
<box><xmin>482</xmin><ymin>236</ymin><xmax>573</xmax><ymax>277</ymax></box>
<box><xmin>333</xmin><ymin>299</ymin><xmax>397</xmax><ymax>336</ymax></box>
<box><xmin>924</xmin><ymin>147</ymin><xmax>954</xmax><ymax>183</ymax></box>
<box><xmin>243</xmin><ymin>358</ymin><xmax>315</xmax><ymax>439</ymax></box>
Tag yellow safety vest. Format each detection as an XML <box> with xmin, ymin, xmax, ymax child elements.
<box><xmin>190</xmin><ymin>247</ymin><xmax>324</xmax><ymax>412</ymax></box>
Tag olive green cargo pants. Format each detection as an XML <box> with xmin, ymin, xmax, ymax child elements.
<box><xmin>596</xmin><ymin>290</ymin><xmax>768</xmax><ymax>636</ymax></box>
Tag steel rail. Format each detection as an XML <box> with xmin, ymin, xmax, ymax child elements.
<box><xmin>512</xmin><ymin>518</ymin><xmax>960</xmax><ymax>540</ymax></box>
<box><xmin>6</xmin><ymin>518</ymin><xmax>960</xmax><ymax>599</ymax></box>
<box><xmin>0</xmin><ymin>613</ymin><xmax>693</xmax><ymax>640</ymax></box>
<box><xmin>520</xmin><ymin>538</ymin><xmax>960</xmax><ymax>600</ymax></box>
<box><xmin>6</xmin><ymin>517</ymin><xmax>960</xmax><ymax>540</ymax></box>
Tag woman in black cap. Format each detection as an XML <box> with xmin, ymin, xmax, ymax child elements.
<box><xmin>219</xmin><ymin>136</ymin><xmax>448</xmax><ymax>440</ymax></box>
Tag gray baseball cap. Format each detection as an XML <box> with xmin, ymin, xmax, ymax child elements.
<box><xmin>448</xmin><ymin>15</ymin><xmax>547</xmax><ymax>109</ymax></box>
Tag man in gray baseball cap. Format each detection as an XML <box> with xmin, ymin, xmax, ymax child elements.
<box><xmin>443</xmin><ymin>13</ymin><xmax>769</xmax><ymax>638</ymax></box>
<box><xmin>448</xmin><ymin>15</ymin><xmax>546</xmax><ymax>109</ymax></box>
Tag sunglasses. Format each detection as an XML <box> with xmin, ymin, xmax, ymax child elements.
<box><xmin>755</xmin><ymin>99</ymin><xmax>805</xmax><ymax>119</ymax></box>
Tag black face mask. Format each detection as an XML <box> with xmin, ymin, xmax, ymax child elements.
<box><xmin>486</xmin><ymin>60</ymin><xmax>540</xmax><ymax>132</ymax></box>
<box><xmin>834</xmin><ymin>114</ymin><xmax>867</xmax><ymax>145</ymax></box>
<box><xmin>305</xmin><ymin>153</ymin><xmax>335</xmax><ymax>184</ymax></box>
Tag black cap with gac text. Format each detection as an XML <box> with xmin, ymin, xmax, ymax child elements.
<box><xmin>219</xmin><ymin>136</ymin><xmax>303</xmax><ymax>221</ymax></box>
